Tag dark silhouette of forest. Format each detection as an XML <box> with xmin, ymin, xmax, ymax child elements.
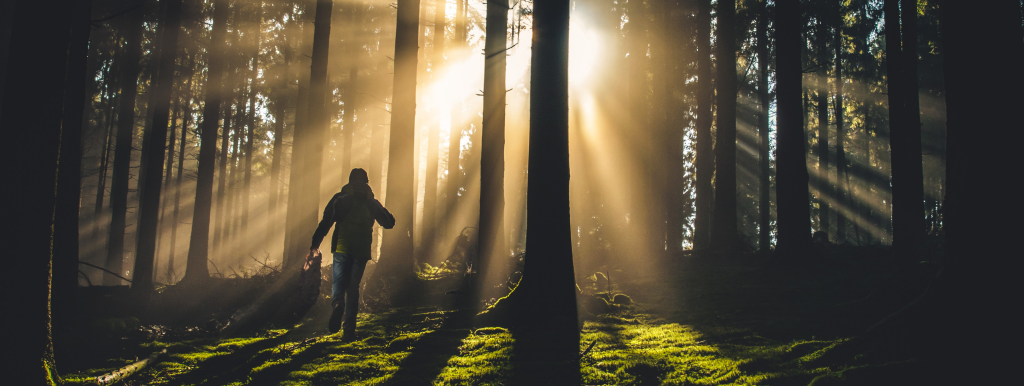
<box><xmin>1</xmin><ymin>0</ymin><xmax>1020</xmax><ymax>384</ymax></box>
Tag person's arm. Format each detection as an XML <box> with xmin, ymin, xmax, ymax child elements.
<box><xmin>370</xmin><ymin>199</ymin><xmax>396</xmax><ymax>229</ymax></box>
<box><xmin>310</xmin><ymin>196</ymin><xmax>337</xmax><ymax>249</ymax></box>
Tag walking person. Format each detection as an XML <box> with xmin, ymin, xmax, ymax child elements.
<box><xmin>311</xmin><ymin>168</ymin><xmax>395</xmax><ymax>339</ymax></box>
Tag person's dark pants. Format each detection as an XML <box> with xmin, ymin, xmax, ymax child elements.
<box><xmin>332</xmin><ymin>253</ymin><xmax>368</xmax><ymax>333</ymax></box>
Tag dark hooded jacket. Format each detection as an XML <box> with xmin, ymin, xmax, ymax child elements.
<box><xmin>311</xmin><ymin>182</ymin><xmax>395</xmax><ymax>260</ymax></box>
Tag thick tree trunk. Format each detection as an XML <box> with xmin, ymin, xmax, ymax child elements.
<box><xmin>756</xmin><ymin>0</ymin><xmax>771</xmax><ymax>253</ymax></box>
<box><xmin>693</xmin><ymin>0</ymin><xmax>713</xmax><ymax>250</ymax></box>
<box><xmin>134</xmin><ymin>0</ymin><xmax>185</xmax><ymax>294</ymax></box>
<box><xmin>183</xmin><ymin>0</ymin><xmax>231</xmax><ymax>283</ymax></box>
<box><xmin>475</xmin><ymin>0</ymin><xmax>508</xmax><ymax>303</ymax></box>
<box><xmin>889</xmin><ymin>0</ymin><xmax>925</xmax><ymax>255</ymax></box>
<box><xmin>513</xmin><ymin>0</ymin><xmax>579</xmax><ymax>380</ymax></box>
<box><xmin>773</xmin><ymin>0</ymin><xmax>811</xmax><ymax>256</ymax></box>
<box><xmin>0</xmin><ymin>0</ymin><xmax>74</xmax><ymax>382</ymax></box>
<box><xmin>711</xmin><ymin>0</ymin><xmax>738</xmax><ymax>249</ymax></box>
<box><xmin>375</xmin><ymin>0</ymin><xmax>421</xmax><ymax>288</ymax></box>
<box><xmin>283</xmin><ymin>0</ymin><xmax>333</xmax><ymax>267</ymax></box>
<box><xmin>940</xmin><ymin>2</ymin><xmax>1023</xmax><ymax>381</ymax></box>
<box><xmin>105</xmin><ymin>8</ymin><xmax>145</xmax><ymax>286</ymax></box>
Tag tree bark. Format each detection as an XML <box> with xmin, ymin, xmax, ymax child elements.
<box><xmin>242</xmin><ymin>3</ymin><xmax>263</xmax><ymax>238</ymax></box>
<box><xmin>475</xmin><ymin>0</ymin><xmax>508</xmax><ymax>303</ymax></box>
<box><xmin>283</xmin><ymin>0</ymin><xmax>334</xmax><ymax>267</ymax></box>
<box><xmin>375</xmin><ymin>0</ymin><xmax>421</xmax><ymax>288</ymax></box>
<box><xmin>52</xmin><ymin>0</ymin><xmax>93</xmax><ymax>367</ymax></box>
<box><xmin>773</xmin><ymin>0</ymin><xmax>811</xmax><ymax>256</ymax></box>
<box><xmin>693</xmin><ymin>0</ymin><xmax>713</xmax><ymax>250</ymax></box>
<box><xmin>183</xmin><ymin>0</ymin><xmax>231</xmax><ymax>283</ymax></box>
<box><xmin>711</xmin><ymin>0</ymin><xmax>738</xmax><ymax>249</ymax></box>
<box><xmin>889</xmin><ymin>0</ymin><xmax>925</xmax><ymax>255</ymax></box>
<box><xmin>513</xmin><ymin>0</ymin><xmax>579</xmax><ymax>380</ymax></box>
<box><xmin>815</xmin><ymin>19</ymin><xmax>831</xmax><ymax>239</ymax></box>
<box><xmin>833</xmin><ymin>25</ymin><xmax>847</xmax><ymax>245</ymax></box>
<box><xmin>756</xmin><ymin>0</ymin><xmax>771</xmax><ymax>253</ymax></box>
<box><xmin>940</xmin><ymin>2</ymin><xmax>1023</xmax><ymax>381</ymax></box>
<box><xmin>422</xmin><ymin>0</ymin><xmax>445</xmax><ymax>259</ymax></box>
<box><xmin>168</xmin><ymin>72</ymin><xmax>192</xmax><ymax>283</ymax></box>
<box><xmin>105</xmin><ymin>7</ymin><xmax>145</xmax><ymax>285</ymax></box>
<box><xmin>133</xmin><ymin>0</ymin><xmax>185</xmax><ymax>294</ymax></box>
<box><xmin>0</xmin><ymin>0</ymin><xmax>74</xmax><ymax>381</ymax></box>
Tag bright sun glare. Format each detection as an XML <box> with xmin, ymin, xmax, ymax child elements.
<box><xmin>569</xmin><ymin>21</ymin><xmax>600</xmax><ymax>86</ymax></box>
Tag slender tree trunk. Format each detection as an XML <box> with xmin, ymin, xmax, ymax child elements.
<box><xmin>243</xmin><ymin>3</ymin><xmax>262</xmax><ymax>238</ymax></box>
<box><xmin>52</xmin><ymin>0</ymin><xmax>92</xmax><ymax>366</ymax></box>
<box><xmin>183</xmin><ymin>0</ymin><xmax>230</xmax><ymax>283</ymax></box>
<box><xmin>889</xmin><ymin>0</ymin><xmax>925</xmax><ymax>255</ymax></box>
<box><xmin>375</xmin><ymin>0</ymin><xmax>421</xmax><ymax>286</ymax></box>
<box><xmin>214</xmin><ymin>104</ymin><xmax>233</xmax><ymax>247</ymax></box>
<box><xmin>134</xmin><ymin>0</ymin><xmax>185</xmax><ymax>294</ymax></box>
<box><xmin>711</xmin><ymin>0</ymin><xmax>738</xmax><ymax>249</ymax></box>
<box><xmin>228</xmin><ymin>104</ymin><xmax>242</xmax><ymax>240</ymax></box>
<box><xmin>95</xmin><ymin>90</ymin><xmax>116</xmax><ymax>218</ymax></box>
<box><xmin>105</xmin><ymin>8</ymin><xmax>145</xmax><ymax>285</ymax></box>
<box><xmin>649</xmin><ymin>0</ymin><xmax>670</xmax><ymax>253</ymax></box>
<box><xmin>1</xmin><ymin>0</ymin><xmax>73</xmax><ymax>381</ymax></box>
<box><xmin>664</xmin><ymin>0</ymin><xmax>686</xmax><ymax>253</ymax></box>
<box><xmin>422</xmin><ymin>0</ymin><xmax>445</xmax><ymax>261</ymax></box>
<box><xmin>693</xmin><ymin>0</ymin><xmax>714</xmax><ymax>250</ymax></box>
<box><xmin>757</xmin><ymin>0</ymin><xmax>771</xmax><ymax>253</ymax></box>
<box><xmin>774</xmin><ymin>0</ymin><xmax>811</xmax><ymax>256</ymax></box>
<box><xmin>168</xmin><ymin>73</ymin><xmax>192</xmax><ymax>283</ymax></box>
<box><xmin>269</xmin><ymin>81</ymin><xmax>286</xmax><ymax>233</ymax></box>
<box><xmin>815</xmin><ymin>20</ymin><xmax>831</xmax><ymax>239</ymax></box>
<box><xmin>283</xmin><ymin>0</ymin><xmax>334</xmax><ymax>267</ymax></box>
<box><xmin>513</xmin><ymin>0</ymin><xmax>579</xmax><ymax>380</ymax></box>
<box><xmin>833</xmin><ymin>27</ymin><xmax>847</xmax><ymax>245</ymax></box>
<box><xmin>341</xmin><ymin>4</ymin><xmax>358</xmax><ymax>176</ymax></box>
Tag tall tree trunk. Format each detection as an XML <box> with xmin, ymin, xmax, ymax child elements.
<box><xmin>649</xmin><ymin>0</ymin><xmax>670</xmax><ymax>253</ymax></box>
<box><xmin>95</xmin><ymin>89</ymin><xmax>117</xmax><ymax>218</ymax></box>
<box><xmin>756</xmin><ymin>0</ymin><xmax>771</xmax><ymax>253</ymax></box>
<box><xmin>52</xmin><ymin>0</ymin><xmax>92</xmax><ymax>366</ymax></box>
<box><xmin>833</xmin><ymin>26</ymin><xmax>847</xmax><ymax>245</ymax></box>
<box><xmin>283</xmin><ymin>0</ymin><xmax>333</xmax><ymax>267</ymax></box>
<box><xmin>773</xmin><ymin>0</ymin><xmax>811</xmax><ymax>256</ymax></box>
<box><xmin>815</xmin><ymin>19</ymin><xmax>831</xmax><ymax>239</ymax></box>
<box><xmin>183</xmin><ymin>0</ymin><xmax>231</xmax><ymax>283</ymax></box>
<box><xmin>134</xmin><ymin>0</ymin><xmax>185</xmax><ymax>294</ymax></box>
<box><xmin>105</xmin><ymin>7</ymin><xmax>145</xmax><ymax>285</ymax></box>
<box><xmin>889</xmin><ymin>0</ymin><xmax>925</xmax><ymax>255</ymax></box>
<box><xmin>711</xmin><ymin>0</ymin><xmax>738</xmax><ymax>249</ymax></box>
<box><xmin>422</xmin><ymin>0</ymin><xmax>445</xmax><ymax>261</ymax></box>
<box><xmin>168</xmin><ymin>72</ymin><xmax>192</xmax><ymax>283</ymax></box>
<box><xmin>940</xmin><ymin>2</ymin><xmax>1023</xmax><ymax>381</ymax></box>
<box><xmin>475</xmin><ymin>0</ymin><xmax>507</xmax><ymax>302</ymax></box>
<box><xmin>664</xmin><ymin>0</ymin><xmax>687</xmax><ymax>253</ymax></box>
<box><xmin>0</xmin><ymin>0</ymin><xmax>74</xmax><ymax>381</ymax></box>
<box><xmin>341</xmin><ymin>3</ymin><xmax>358</xmax><ymax>176</ymax></box>
<box><xmin>269</xmin><ymin>78</ymin><xmax>286</xmax><ymax>237</ymax></box>
<box><xmin>693</xmin><ymin>0</ymin><xmax>713</xmax><ymax>250</ymax></box>
<box><xmin>214</xmin><ymin>104</ymin><xmax>234</xmax><ymax>247</ymax></box>
<box><xmin>513</xmin><ymin>0</ymin><xmax>579</xmax><ymax>380</ymax></box>
<box><xmin>375</xmin><ymin>0</ymin><xmax>421</xmax><ymax>287</ymax></box>
<box><xmin>243</xmin><ymin>3</ymin><xmax>262</xmax><ymax>238</ymax></box>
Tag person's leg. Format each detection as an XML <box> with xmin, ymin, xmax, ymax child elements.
<box><xmin>330</xmin><ymin>253</ymin><xmax>353</xmax><ymax>332</ymax></box>
<box><xmin>341</xmin><ymin>258</ymin><xmax>369</xmax><ymax>337</ymax></box>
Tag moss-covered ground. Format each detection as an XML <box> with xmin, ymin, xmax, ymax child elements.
<box><xmin>61</xmin><ymin>248</ymin><xmax>939</xmax><ymax>385</ymax></box>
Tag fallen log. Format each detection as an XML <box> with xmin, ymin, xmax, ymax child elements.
<box><xmin>94</xmin><ymin>348</ymin><xmax>166</xmax><ymax>385</ymax></box>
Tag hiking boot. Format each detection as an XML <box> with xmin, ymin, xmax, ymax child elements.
<box><xmin>328</xmin><ymin>304</ymin><xmax>343</xmax><ymax>333</ymax></box>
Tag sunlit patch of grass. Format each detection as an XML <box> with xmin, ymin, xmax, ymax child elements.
<box><xmin>579</xmin><ymin>312</ymin><xmax>845</xmax><ymax>385</ymax></box>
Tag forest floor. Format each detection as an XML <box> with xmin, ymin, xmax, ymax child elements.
<box><xmin>61</xmin><ymin>245</ymin><xmax>942</xmax><ymax>385</ymax></box>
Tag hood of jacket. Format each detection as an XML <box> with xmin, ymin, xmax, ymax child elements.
<box><xmin>341</xmin><ymin>182</ymin><xmax>374</xmax><ymax>200</ymax></box>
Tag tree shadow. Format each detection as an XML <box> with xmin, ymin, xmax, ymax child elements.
<box><xmin>377</xmin><ymin>327</ymin><xmax>468</xmax><ymax>385</ymax></box>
